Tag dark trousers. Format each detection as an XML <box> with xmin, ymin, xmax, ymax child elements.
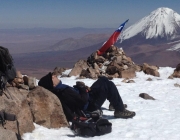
<box><xmin>89</xmin><ymin>76</ymin><xmax>125</xmax><ymax>111</ymax></box>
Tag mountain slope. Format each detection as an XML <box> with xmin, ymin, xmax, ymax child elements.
<box><xmin>49</xmin><ymin>34</ymin><xmax>110</xmax><ymax>51</ymax></box>
<box><xmin>121</xmin><ymin>7</ymin><xmax>180</xmax><ymax>42</ymax></box>
<box><xmin>115</xmin><ymin>7</ymin><xmax>180</xmax><ymax>67</ymax></box>
<box><xmin>12</xmin><ymin>42</ymin><xmax>104</xmax><ymax>78</ymax></box>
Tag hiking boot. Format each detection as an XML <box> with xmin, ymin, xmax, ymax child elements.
<box><xmin>109</xmin><ymin>103</ymin><xmax>127</xmax><ymax>111</ymax></box>
<box><xmin>114</xmin><ymin>109</ymin><xmax>136</xmax><ymax>119</ymax></box>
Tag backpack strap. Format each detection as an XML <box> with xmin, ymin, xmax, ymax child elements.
<box><xmin>0</xmin><ymin>110</ymin><xmax>22</xmax><ymax>140</ymax></box>
<box><xmin>0</xmin><ymin>110</ymin><xmax>6</xmax><ymax>128</ymax></box>
<box><xmin>0</xmin><ymin>72</ymin><xmax>7</xmax><ymax>94</ymax></box>
<box><xmin>16</xmin><ymin>120</ymin><xmax>21</xmax><ymax>140</ymax></box>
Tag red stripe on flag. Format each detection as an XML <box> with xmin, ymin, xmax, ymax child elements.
<box><xmin>97</xmin><ymin>19</ymin><xmax>128</xmax><ymax>55</ymax></box>
<box><xmin>97</xmin><ymin>31</ymin><xmax>121</xmax><ymax>55</ymax></box>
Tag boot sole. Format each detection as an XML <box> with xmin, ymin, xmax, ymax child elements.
<box><xmin>114</xmin><ymin>113</ymin><xmax>135</xmax><ymax>119</ymax></box>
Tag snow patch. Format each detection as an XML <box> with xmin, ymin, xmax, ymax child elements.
<box><xmin>23</xmin><ymin>67</ymin><xmax>180</xmax><ymax>140</ymax></box>
<box><xmin>167</xmin><ymin>42</ymin><xmax>180</xmax><ymax>51</ymax></box>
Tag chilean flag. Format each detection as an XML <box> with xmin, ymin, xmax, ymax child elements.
<box><xmin>97</xmin><ymin>19</ymin><xmax>129</xmax><ymax>55</ymax></box>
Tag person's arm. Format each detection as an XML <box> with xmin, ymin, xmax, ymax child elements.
<box><xmin>73</xmin><ymin>82</ymin><xmax>89</xmax><ymax>104</ymax></box>
<box><xmin>53</xmin><ymin>75</ymin><xmax>88</xmax><ymax>105</ymax></box>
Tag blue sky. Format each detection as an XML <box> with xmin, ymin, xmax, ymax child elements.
<box><xmin>0</xmin><ymin>0</ymin><xmax>180</xmax><ymax>29</ymax></box>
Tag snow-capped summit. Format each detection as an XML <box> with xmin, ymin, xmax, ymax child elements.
<box><xmin>117</xmin><ymin>7</ymin><xmax>180</xmax><ymax>68</ymax></box>
<box><xmin>122</xmin><ymin>7</ymin><xmax>180</xmax><ymax>41</ymax></box>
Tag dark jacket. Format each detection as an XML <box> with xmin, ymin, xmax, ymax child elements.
<box><xmin>38</xmin><ymin>72</ymin><xmax>88</xmax><ymax>121</ymax></box>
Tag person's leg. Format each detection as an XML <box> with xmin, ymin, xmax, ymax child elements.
<box><xmin>107</xmin><ymin>80</ymin><xmax>125</xmax><ymax>111</ymax></box>
<box><xmin>90</xmin><ymin>76</ymin><xmax>124</xmax><ymax>111</ymax></box>
<box><xmin>90</xmin><ymin>76</ymin><xmax>135</xmax><ymax>119</ymax></box>
<box><xmin>60</xmin><ymin>101</ymin><xmax>74</xmax><ymax>122</ymax></box>
<box><xmin>89</xmin><ymin>77</ymin><xmax>108</xmax><ymax>109</ymax></box>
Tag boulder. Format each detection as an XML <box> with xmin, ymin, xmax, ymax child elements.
<box><xmin>11</xmin><ymin>71</ymin><xmax>24</xmax><ymax>88</ymax></box>
<box><xmin>22</xmin><ymin>75</ymin><xmax>37</xmax><ymax>90</ymax></box>
<box><xmin>69</xmin><ymin>60</ymin><xmax>89</xmax><ymax>76</ymax></box>
<box><xmin>175</xmin><ymin>63</ymin><xmax>180</xmax><ymax>71</ymax></box>
<box><xmin>127</xmin><ymin>80</ymin><xmax>135</xmax><ymax>83</ymax></box>
<box><xmin>174</xmin><ymin>83</ymin><xmax>180</xmax><ymax>87</ymax></box>
<box><xmin>139</xmin><ymin>93</ymin><xmax>155</xmax><ymax>100</ymax></box>
<box><xmin>94</xmin><ymin>57</ymin><xmax>105</xmax><ymax>63</ymax></box>
<box><xmin>113</xmin><ymin>55</ymin><xmax>122</xmax><ymax>65</ymax></box>
<box><xmin>28</xmin><ymin>86</ymin><xmax>69</xmax><ymax>128</ymax></box>
<box><xmin>53</xmin><ymin>67</ymin><xmax>67</xmax><ymax>76</ymax></box>
<box><xmin>0</xmin><ymin>87</ymin><xmax>35</xmax><ymax>136</ymax></box>
<box><xmin>144</xmin><ymin>67</ymin><xmax>160</xmax><ymax>77</ymax></box>
<box><xmin>119</xmin><ymin>68</ymin><xmax>136</xmax><ymax>79</ymax></box>
<box><xmin>93</xmin><ymin>63</ymin><xmax>100</xmax><ymax>75</ymax></box>
<box><xmin>27</xmin><ymin>76</ymin><xmax>37</xmax><ymax>90</ymax></box>
<box><xmin>0</xmin><ymin>128</ymin><xmax>17</xmax><ymax>140</ymax></box>
<box><xmin>88</xmin><ymin>67</ymin><xmax>98</xmax><ymax>79</ymax></box>
<box><xmin>109</xmin><ymin>73</ymin><xmax>119</xmax><ymax>78</ymax></box>
<box><xmin>171</xmin><ymin>64</ymin><xmax>180</xmax><ymax>78</ymax></box>
<box><xmin>142</xmin><ymin>63</ymin><xmax>160</xmax><ymax>77</ymax></box>
<box><xmin>106</xmin><ymin>65</ymin><xmax>119</xmax><ymax>75</ymax></box>
<box><xmin>132</xmin><ymin>65</ymin><xmax>142</xmax><ymax>72</ymax></box>
<box><xmin>146</xmin><ymin>78</ymin><xmax>153</xmax><ymax>81</ymax></box>
<box><xmin>80</xmin><ymin>69</ymin><xmax>91</xmax><ymax>78</ymax></box>
<box><xmin>168</xmin><ymin>75</ymin><xmax>174</xmax><ymax>79</ymax></box>
<box><xmin>121</xmin><ymin>78</ymin><xmax>129</xmax><ymax>83</ymax></box>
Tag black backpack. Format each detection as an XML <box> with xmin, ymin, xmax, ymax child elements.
<box><xmin>71</xmin><ymin>117</ymin><xmax>112</xmax><ymax>137</ymax></box>
<box><xmin>0</xmin><ymin>46</ymin><xmax>16</xmax><ymax>92</ymax></box>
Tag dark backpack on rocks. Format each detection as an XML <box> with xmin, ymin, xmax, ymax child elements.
<box><xmin>71</xmin><ymin>117</ymin><xmax>112</xmax><ymax>137</ymax></box>
<box><xmin>0</xmin><ymin>46</ymin><xmax>16</xmax><ymax>93</ymax></box>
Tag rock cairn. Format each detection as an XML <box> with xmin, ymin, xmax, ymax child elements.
<box><xmin>68</xmin><ymin>45</ymin><xmax>160</xmax><ymax>79</ymax></box>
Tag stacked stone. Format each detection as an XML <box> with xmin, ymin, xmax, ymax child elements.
<box><xmin>68</xmin><ymin>45</ymin><xmax>161</xmax><ymax>79</ymax></box>
<box><xmin>10</xmin><ymin>71</ymin><xmax>36</xmax><ymax>90</ymax></box>
<box><xmin>68</xmin><ymin>45</ymin><xmax>142</xmax><ymax>79</ymax></box>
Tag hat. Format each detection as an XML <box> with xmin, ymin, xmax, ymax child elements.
<box><xmin>38</xmin><ymin>72</ymin><xmax>53</xmax><ymax>90</ymax></box>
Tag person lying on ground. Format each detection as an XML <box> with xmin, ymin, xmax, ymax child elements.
<box><xmin>38</xmin><ymin>72</ymin><xmax>136</xmax><ymax>122</ymax></box>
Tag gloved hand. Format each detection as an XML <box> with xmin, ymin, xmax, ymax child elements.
<box><xmin>73</xmin><ymin>81</ymin><xmax>89</xmax><ymax>104</ymax></box>
<box><xmin>73</xmin><ymin>81</ymin><xmax>90</xmax><ymax>92</ymax></box>
<box><xmin>73</xmin><ymin>81</ymin><xmax>87</xmax><ymax>92</ymax></box>
<box><xmin>76</xmin><ymin>81</ymin><xmax>85</xmax><ymax>87</ymax></box>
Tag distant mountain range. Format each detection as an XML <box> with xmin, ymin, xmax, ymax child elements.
<box><xmin>11</xmin><ymin>7</ymin><xmax>180</xmax><ymax>78</ymax></box>
<box><xmin>48</xmin><ymin>34</ymin><xmax>110</xmax><ymax>51</ymax></box>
